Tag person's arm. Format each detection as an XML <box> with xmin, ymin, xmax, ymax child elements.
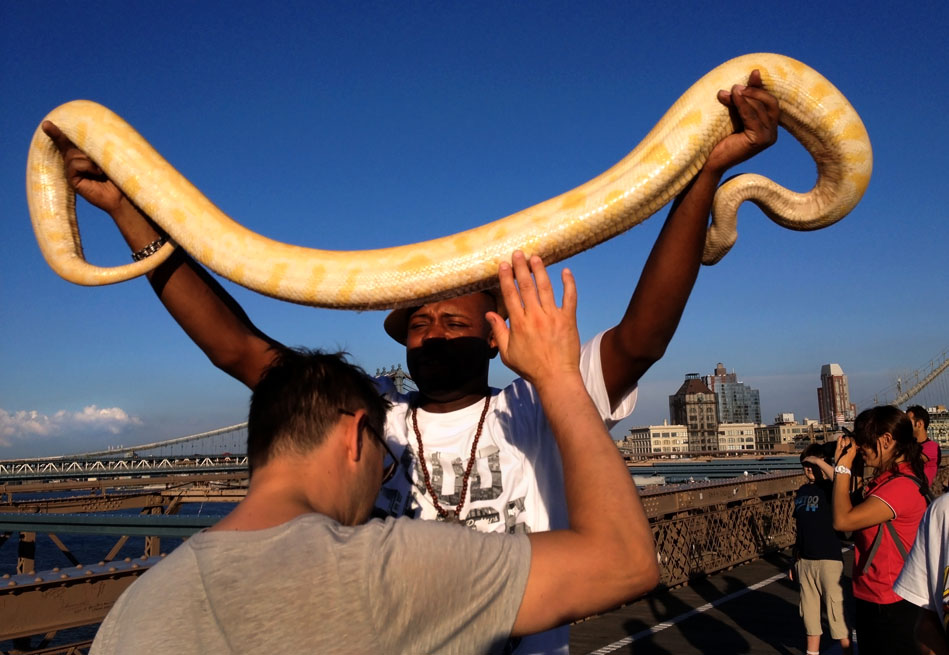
<box><xmin>41</xmin><ymin>122</ymin><xmax>280</xmax><ymax>388</ymax></box>
<box><xmin>599</xmin><ymin>70</ymin><xmax>780</xmax><ymax>408</ymax></box>
<box><xmin>830</xmin><ymin>436</ymin><xmax>896</xmax><ymax>532</ymax></box>
<box><xmin>804</xmin><ymin>455</ymin><xmax>835</xmax><ymax>481</ymax></box>
<box><xmin>486</xmin><ymin>252</ymin><xmax>659</xmax><ymax>635</ymax></box>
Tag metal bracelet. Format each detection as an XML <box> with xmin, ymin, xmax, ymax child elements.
<box><xmin>131</xmin><ymin>236</ymin><xmax>168</xmax><ymax>262</ymax></box>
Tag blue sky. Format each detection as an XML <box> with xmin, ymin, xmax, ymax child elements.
<box><xmin>2</xmin><ymin>1</ymin><xmax>947</xmax><ymax>457</ymax></box>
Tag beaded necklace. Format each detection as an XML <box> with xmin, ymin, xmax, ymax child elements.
<box><xmin>411</xmin><ymin>394</ymin><xmax>491</xmax><ymax>524</ymax></box>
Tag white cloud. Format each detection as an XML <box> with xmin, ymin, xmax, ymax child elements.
<box><xmin>0</xmin><ymin>405</ymin><xmax>143</xmax><ymax>446</ymax></box>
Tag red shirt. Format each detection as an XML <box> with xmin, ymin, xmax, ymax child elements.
<box><xmin>921</xmin><ymin>439</ymin><xmax>939</xmax><ymax>486</ymax></box>
<box><xmin>852</xmin><ymin>462</ymin><xmax>928</xmax><ymax>603</ymax></box>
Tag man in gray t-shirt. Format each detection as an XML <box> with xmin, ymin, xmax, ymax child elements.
<box><xmin>94</xmin><ymin>514</ymin><xmax>530</xmax><ymax>653</ymax></box>
<box><xmin>92</xmin><ymin>256</ymin><xmax>660</xmax><ymax>654</ymax></box>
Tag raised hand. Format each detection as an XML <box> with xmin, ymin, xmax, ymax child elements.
<box><xmin>486</xmin><ymin>251</ymin><xmax>579</xmax><ymax>389</ymax></box>
<box><xmin>41</xmin><ymin>121</ymin><xmax>126</xmax><ymax>213</ymax></box>
<box><xmin>835</xmin><ymin>435</ymin><xmax>856</xmax><ymax>467</ymax></box>
<box><xmin>707</xmin><ymin>69</ymin><xmax>780</xmax><ymax>174</ymax></box>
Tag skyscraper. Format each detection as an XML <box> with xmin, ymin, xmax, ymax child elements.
<box><xmin>669</xmin><ymin>373</ymin><xmax>719</xmax><ymax>452</ymax></box>
<box><xmin>705</xmin><ymin>362</ymin><xmax>762</xmax><ymax>425</ymax></box>
<box><xmin>817</xmin><ymin>363</ymin><xmax>855</xmax><ymax>427</ymax></box>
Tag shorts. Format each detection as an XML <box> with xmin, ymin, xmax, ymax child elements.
<box><xmin>796</xmin><ymin>558</ymin><xmax>849</xmax><ymax>639</ymax></box>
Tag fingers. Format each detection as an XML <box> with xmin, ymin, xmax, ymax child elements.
<box><xmin>491</xmin><ymin>261</ymin><xmax>517</xmax><ymax>362</ymax></box>
<box><xmin>725</xmin><ymin>80</ymin><xmax>779</xmax><ymax>151</ymax></box>
<box><xmin>737</xmin><ymin>85</ymin><xmax>779</xmax><ymax>124</ymax></box>
<box><xmin>497</xmin><ymin>258</ymin><xmax>522</xmax><ymax>319</ymax></box>
<box><xmin>834</xmin><ymin>436</ymin><xmax>853</xmax><ymax>461</ymax></box>
<box><xmin>561</xmin><ymin>268</ymin><xmax>577</xmax><ymax>318</ymax></box>
<box><xmin>716</xmin><ymin>69</ymin><xmax>778</xmax><ymax>122</ymax></box>
<box><xmin>498</xmin><ymin>250</ymin><xmax>576</xmax><ymax>316</ymax></box>
<box><xmin>507</xmin><ymin>251</ymin><xmax>562</xmax><ymax>314</ymax></box>
<box><xmin>510</xmin><ymin>251</ymin><xmax>538</xmax><ymax>309</ymax></box>
<box><xmin>485</xmin><ymin>310</ymin><xmax>510</xmax><ymax>354</ymax></box>
<box><xmin>42</xmin><ymin>121</ymin><xmax>76</xmax><ymax>161</ymax></box>
<box><xmin>530</xmin><ymin>255</ymin><xmax>555</xmax><ymax>307</ymax></box>
<box><xmin>41</xmin><ymin>120</ymin><xmax>69</xmax><ymax>148</ymax></box>
<box><xmin>41</xmin><ymin>120</ymin><xmax>107</xmax><ymax>178</ymax></box>
<box><xmin>746</xmin><ymin>69</ymin><xmax>763</xmax><ymax>88</ymax></box>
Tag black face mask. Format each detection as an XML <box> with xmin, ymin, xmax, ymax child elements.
<box><xmin>406</xmin><ymin>337</ymin><xmax>494</xmax><ymax>398</ymax></box>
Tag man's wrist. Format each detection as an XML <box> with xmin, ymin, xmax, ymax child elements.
<box><xmin>531</xmin><ymin>369</ymin><xmax>584</xmax><ymax>393</ymax></box>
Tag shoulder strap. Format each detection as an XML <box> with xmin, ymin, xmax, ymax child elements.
<box><xmin>860</xmin><ymin>523</ymin><xmax>887</xmax><ymax>574</ymax></box>
<box><xmin>860</xmin><ymin>520</ymin><xmax>910</xmax><ymax>574</ymax></box>
<box><xmin>877</xmin><ymin>471</ymin><xmax>934</xmax><ymax>505</ymax></box>
<box><xmin>860</xmin><ymin>472</ymin><xmax>930</xmax><ymax>574</ymax></box>
<box><xmin>884</xmin><ymin>521</ymin><xmax>909</xmax><ymax>559</ymax></box>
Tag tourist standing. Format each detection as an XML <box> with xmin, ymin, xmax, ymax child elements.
<box><xmin>830</xmin><ymin>406</ymin><xmax>929</xmax><ymax>654</ymax></box>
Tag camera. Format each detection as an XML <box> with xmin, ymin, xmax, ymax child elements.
<box><xmin>817</xmin><ymin>439</ymin><xmax>839</xmax><ymax>463</ymax></box>
<box><xmin>801</xmin><ymin>438</ymin><xmax>862</xmax><ymax>480</ymax></box>
<box><xmin>817</xmin><ymin>434</ymin><xmax>858</xmax><ymax>464</ymax></box>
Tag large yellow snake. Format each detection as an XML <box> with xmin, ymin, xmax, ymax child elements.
<box><xmin>27</xmin><ymin>53</ymin><xmax>871</xmax><ymax>310</ymax></box>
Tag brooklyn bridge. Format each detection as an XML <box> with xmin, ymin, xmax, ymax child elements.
<box><xmin>2</xmin><ymin>351</ymin><xmax>946</xmax><ymax>654</ymax></box>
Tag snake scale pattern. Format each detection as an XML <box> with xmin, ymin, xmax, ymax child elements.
<box><xmin>26</xmin><ymin>53</ymin><xmax>872</xmax><ymax>310</ymax></box>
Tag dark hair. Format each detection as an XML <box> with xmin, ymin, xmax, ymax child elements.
<box><xmin>800</xmin><ymin>443</ymin><xmax>822</xmax><ymax>462</ymax></box>
<box><xmin>906</xmin><ymin>405</ymin><xmax>930</xmax><ymax>430</ymax></box>
<box><xmin>852</xmin><ymin>405</ymin><xmax>928</xmax><ymax>491</ymax></box>
<box><xmin>800</xmin><ymin>443</ymin><xmax>826</xmax><ymax>478</ymax></box>
<box><xmin>247</xmin><ymin>348</ymin><xmax>391</xmax><ymax>474</ymax></box>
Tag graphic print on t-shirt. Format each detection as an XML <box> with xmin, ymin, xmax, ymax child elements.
<box><xmin>795</xmin><ymin>494</ymin><xmax>822</xmax><ymax>512</ymax></box>
<box><xmin>375</xmin><ymin>441</ymin><xmax>530</xmax><ymax>533</ymax></box>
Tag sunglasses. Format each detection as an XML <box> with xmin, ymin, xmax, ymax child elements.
<box><xmin>338</xmin><ymin>409</ymin><xmax>398</xmax><ymax>484</ymax></box>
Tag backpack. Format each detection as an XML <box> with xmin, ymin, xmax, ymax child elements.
<box><xmin>859</xmin><ymin>472</ymin><xmax>933</xmax><ymax>574</ymax></box>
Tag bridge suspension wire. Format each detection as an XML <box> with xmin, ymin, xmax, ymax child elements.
<box><xmin>3</xmin><ymin>423</ymin><xmax>250</xmax><ymax>464</ymax></box>
<box><xmin>861</xmin><ymin>346</ymin><xmax>949</xmax><ymax>410</ymax></box>
<box><xmin>894</xmin><ymin>348</ymin><xmax>949</xmax><ymax>407</ymax></box>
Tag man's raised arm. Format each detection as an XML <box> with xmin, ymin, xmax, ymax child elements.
<box><xmin>486</xmin><ymin>252</ymin><xmax>659</xmax><ymax>635</ymax></box>
<box><xmin>42</xmin><ymin>122</ymin><xmax>281</xmax><ymax>389</ymax></box>
<box><xmin>599</xmin><ymin>70</ymin><xmax>780</xmax><ymax>408</ymax></box>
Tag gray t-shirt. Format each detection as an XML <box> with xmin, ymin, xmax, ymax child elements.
<box><xmin>91</xmin><ymin>513</ymin><xmax>531</xmax><ymax>654</ymax></box>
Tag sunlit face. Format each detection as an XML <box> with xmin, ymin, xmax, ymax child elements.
<box><xmin>404</xmin><ymin>293</ymin><xmax>496</xmax><ymax>350</ymax></box>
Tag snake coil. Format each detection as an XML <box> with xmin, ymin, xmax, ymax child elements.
<box><xmin>27</xmin><ymin>53</ymin><xmax>871</xmax><ymax>310</ymax></box>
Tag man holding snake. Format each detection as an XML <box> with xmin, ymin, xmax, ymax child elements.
<box><xmin>43</xmin><ymin>70</ymin><xmax>778</xmax><ymax>653</ymax></box>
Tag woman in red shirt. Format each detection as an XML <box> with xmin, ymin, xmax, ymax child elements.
<box><xmin>831</xmin><ymin>405</ymin><xmax>929</xmax><ymax>655</ymax></box>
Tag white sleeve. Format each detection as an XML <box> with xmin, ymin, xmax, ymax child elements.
<box><xmin>894</xmin><ymin>500</ymin><xmax>935</xmax><ymax>609</ymax></box>
<box><xmin>578</xmin><ymin>330</ymin><xmax>638</xmax><ymax>427</ymax></box>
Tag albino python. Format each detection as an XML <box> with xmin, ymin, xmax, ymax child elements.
<box><xmin>27</xmin><ymin>53</ymin><xmax>871</xmax><ymax>310</ymax></box>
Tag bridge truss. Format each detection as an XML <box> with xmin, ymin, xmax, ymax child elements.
<box><xmin>1</xmin><ymin>469</ymin><xmax>810</xmax><ymax>653</ymax></box>
<box><xmin>863</xmin><ymin>346</ymin><xmax>949</xmax><ymax>410</ymax></box>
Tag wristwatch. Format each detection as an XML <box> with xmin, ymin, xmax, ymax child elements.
<box><xmin>834</xmin><ymin>464</ymin><xmax>852</xmax><ymax>476</ymax></box>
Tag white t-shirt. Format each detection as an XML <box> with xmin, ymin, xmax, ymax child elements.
<box><xmin>894</xmin><ymin>493</ymin><xmax>949</xmax><ymax>628</ymax></box>
<box><xmin>372</xmin><ymin>331</ymin><xmax>637</xmax><ymax>654</ymax></box>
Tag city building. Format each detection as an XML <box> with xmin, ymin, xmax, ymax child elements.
<box><xmin>817</xmin><ymin>363</ymin><xmax>856</xmax><ymax>427</ymax></box>
<box><xmin>705</xmin><ymin>362</ymin><xmax>762</xmax><ymax>424</ymax></box>
<box><xmin>717</xmin><ymin>423</ymin><xmax>757</xmax><ymax>451</ymax></box>
<box><xmin>755</xmin><ymin>414</ymin><xmax>839</xmax><ymax>452</ymax></box>
<box><xmin>670</xmin><ymin>373</ymin><xmax>720</xmax><ymax>452</ymax></box>
<box><xmin>620</xmin><ymin>422</ymin><xmax>690</xmax><ymax>456</ymax></box>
